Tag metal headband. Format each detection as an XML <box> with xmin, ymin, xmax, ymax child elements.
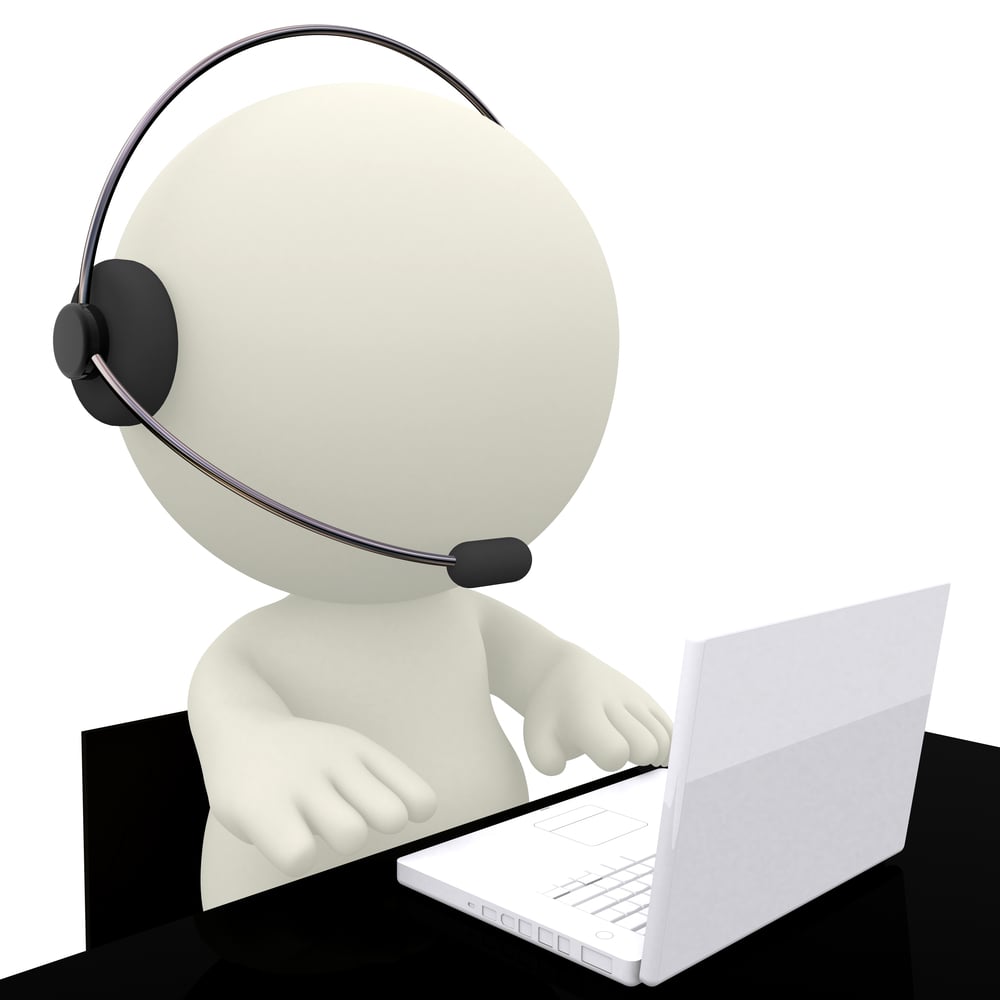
<box><xmin>77</xmin><ymin>24</ymin><xmax>501</xmax><ymax>305</ymax></box>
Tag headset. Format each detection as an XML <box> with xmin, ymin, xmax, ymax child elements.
<box><xmin>52</xmin><ymin>25</ymin><xmax>531</xmax><ymax>589</ymax></box>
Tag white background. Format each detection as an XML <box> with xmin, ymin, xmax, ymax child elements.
<box><xmin>2</xmin><ymin>0</ymin><xmax>998</xmax><ymax>982</ymax></box>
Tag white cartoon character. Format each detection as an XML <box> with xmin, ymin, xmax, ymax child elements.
<box><xmin>58</xmin><ymin>47</ymin><xmax>671</xmax><ymax>909</ymax></box>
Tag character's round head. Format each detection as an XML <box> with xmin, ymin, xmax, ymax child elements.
<box><xmin>118</xmin><ymin>84</ymin><xmax>617</xmax><ymax>602</ymax></box>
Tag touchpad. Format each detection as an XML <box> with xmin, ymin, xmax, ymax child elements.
<box><xmin>534</xmin><ymin>805</ymin><xmax>647</xmax><ymax>846</ymax></box>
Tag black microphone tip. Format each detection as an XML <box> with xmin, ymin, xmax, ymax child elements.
<box><xmin>447</xmin><ymin>537</ymin><xmax>532</xmax><ymax>588</ymax></box>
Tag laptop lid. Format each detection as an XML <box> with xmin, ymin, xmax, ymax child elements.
<box><xmin>640</xmin><ymin>584</ymin><xmax>948</xmax><ymax>985</ymax></box>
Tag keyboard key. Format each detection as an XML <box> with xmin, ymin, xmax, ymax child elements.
<box><xmin>544</xmin><ymin>855</ymin><xmax>659</xmax><ymax>915</ymax></box>
<box><xmin>619</xmin><ymin>912</ymin><xmax>647</xmax><ymax>932</ymax></box>
<box><xmin>620</xmin><ymin>879</ymin><xmax>646</xmax><ymax>895</ymax></box>
<box><xmin>577</xmin><ymin>894</ymin><xmax>619</xmax><ymax>914</ymax></box>
<box><xmin>559</xmin><ymin>885</ymin><xmax>605</xmax><ymax>907</ymax></box>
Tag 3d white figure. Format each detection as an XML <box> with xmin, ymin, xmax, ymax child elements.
<box><xmin>116</xmin><ymin>84</ymin><xmax>672</xmax><ymax>909</ymax></box>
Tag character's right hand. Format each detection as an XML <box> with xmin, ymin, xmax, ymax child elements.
<box><xmin>204</xmin><ymin>716</ymin><xmax>438</xmax><ymax>876</ymax></box>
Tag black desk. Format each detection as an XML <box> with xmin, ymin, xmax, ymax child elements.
<box><xmin>4</xmin><ymin>733</ymin><xmax>998</xmax><ymax>996</ymax></box>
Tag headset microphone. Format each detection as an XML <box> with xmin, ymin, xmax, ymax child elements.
<box><xmin>53</xmin><ymin>25</ymin><xmax>532</xmax><ymax>589</ymax></box>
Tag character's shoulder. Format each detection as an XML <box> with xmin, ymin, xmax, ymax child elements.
<box><xmin>438</xmin><ymin>586</ymin><xmax>508</xmax><ymax>614</ymax></box>
<box><xmin>202</xmin><ymin>595</ymin><xmax>299</xmax><ymax>652</ymax></box>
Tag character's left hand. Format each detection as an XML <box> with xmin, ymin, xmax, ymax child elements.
<box><xmin>522</xmin><ymin>653</ymin><xmax>673</xmax><ymax>775</ymax></box>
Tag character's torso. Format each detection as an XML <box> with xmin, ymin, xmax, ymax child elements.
<box><xmin>200</xmin><ymin>588</ymin><xmax>528</xmax><ymax>907</ymax></box>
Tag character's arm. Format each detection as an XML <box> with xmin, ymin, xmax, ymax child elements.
<box><xmin>471</xmin><ymin>593</ymin><xmax>672</xmax><ymax>775</ymax></box>
<box><xmin>188</xmin><ymin>624</ymin><xmax>436</xmax><ymax>876</ymax></box>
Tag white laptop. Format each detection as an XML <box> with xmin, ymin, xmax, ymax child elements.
<box><xmin>397</xmin><ymin>585</ymin><xmax>949</xmax><ymax>986</ymax></box>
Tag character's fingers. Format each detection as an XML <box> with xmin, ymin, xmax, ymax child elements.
<box><xmin>298</xmin><ymin>779</ymin><xmax>371</xmax><ymax>855</ymax></box>
<box><xmin>620</xmin><ymin>702</ymin><xmax>672</xmax><ymax>765</ymax></box>
<box><xmin>604</xmin><ymin>703</ymin><xmax>662</xmax><ymax>765</ymax></box>
<box><xmin>524</xmin><ymin>711</ymin><xmax>570</xmax><ymax>775</ymax></box>
<box><xmin>360</xmin><ymin>747</ymin><xmax>437</xmax><ymax>824</ymax></box>
<box><xmin>647</xmin><ymin>703</ymin><xmax>674</xmax><ymax>739</ymax></box>
<box><xmin>644</xmin><ymin>704</ymin><xmax>674</xmax><ymax>764</ymax></box>
<box><xmin>566</xmin><ymin>706</ymin><xmax>631</xmax><ymax>771</ymax></box>
<box><xmin>325</xmin><ymin>760</ymin><xmax>412</xmax><ymax>835</ymax></box>
<box><xmin>238</xmin><ymin>803</ymin><xmax>318</xmax><ymax>876</ymax></box>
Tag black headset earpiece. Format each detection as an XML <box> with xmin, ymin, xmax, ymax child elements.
<box><xmin>54</xmin><ymin>260</ymin><xmax>177</xmax><ymax>425</ymax></box>
<box><xmin>52</xmin><ymin>24</ymin><xmax>532</xmax><ymax>589</ymax></box>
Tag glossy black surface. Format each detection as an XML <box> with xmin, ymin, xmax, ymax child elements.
<box><xmin>5</xmin><ymin>732</ymin><xmax>998</xmax><ymax>996</ymax></box>
<box><xmin>81</xmin><ymin>712</ymin><xmax>207</xmax><ymax>949</ymax></box>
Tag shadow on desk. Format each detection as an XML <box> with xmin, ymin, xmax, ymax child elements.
<box><xmin>65</xmin><ymin>728</ymin><xmax>998</xmax><ymax>997</ymax></box>
<box><xmin>178</xmin><ymin>857</ymin><xmax>912</xmax><ymax>997</ymax></box>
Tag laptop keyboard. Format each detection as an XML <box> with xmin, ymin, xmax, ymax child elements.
<box><xmin>539</xmin><ymin>854</ymin><xmax>656</xmax><ymax>935</ymax></box>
